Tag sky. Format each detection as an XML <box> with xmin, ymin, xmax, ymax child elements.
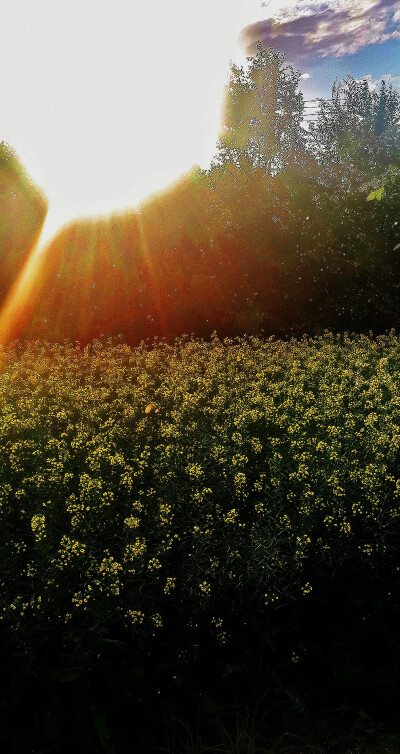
<box><xmin>1</xmin><ymin>0</ymin><xmax>399</xmax><ymax>247</ymax></box>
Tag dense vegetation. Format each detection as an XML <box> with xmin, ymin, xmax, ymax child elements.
<box><xmin>1</xmin><ymin>46</ymin><xmax>399</xmax><ymax>346</ymax></box>
<box><xmin>0</xmin><ymin>141</ymin><xmax>47</xmax><ymax>307</ymax></box>
<box><xmin>1</xmin><ymin>42</ymin><xmax>400</xmax><ymax>753</ymax></box>
<box><xmin>1</xmin><ymin>332</ymin><xmax>400</xmax><ymax>752</ymax></box>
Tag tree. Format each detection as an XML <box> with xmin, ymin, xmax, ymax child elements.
<box><xmin>307</xmin><ymin>76</ymin><xmax>400</xmax><ymax>177</ymax></box>
<box><xmin>209</xmin><ymin>41</ymin><xmax>306</xmax><ymax>178</ymax></box>
<box><xmin>0</xmin><ymin>142</ymin><xmax>47</xmax><ymax>306</ymax></box>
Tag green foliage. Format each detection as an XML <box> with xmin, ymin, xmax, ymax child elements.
<box><xmin>0</xmin><ymin>141</ymin><xmax>19</xmax><ymax>171</ymax></box>
<box><xmin>365</xmin><ymin>163</ymin><xmax>400</xmax><ymax>202</ymax></box>
<box><xmin>193</xmin><ymin>63</ymin><xmax>400</xmax><ymax>342</ymax></box>
<box><xmin>367</xmin><ymin>187</ymin><xmax>384</xmax><ymax>201</ymax></box>
<box><xmin>0</xmin><ymin>141</ymin><xmax>48</xmax><ymax>305</ymax></box>
<box><xmin>1</xmin><ymin>63</ymin><xmax>399</xmax><ymax>347</ymax></box>
<box><xmin>209</xmin><ymin>42</ymin><xmax>306</xmax><ymax>177</ymax></box>
<box><xmin>307</xmin><ymin>76</ymin><xmax>400</xmax><ymax>175</ymax></box>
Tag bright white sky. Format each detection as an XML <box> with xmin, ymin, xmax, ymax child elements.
<box><xmin>0</xmin><ymin>0</ymin><xmax>268</xmax><ymax>245</ymax></box>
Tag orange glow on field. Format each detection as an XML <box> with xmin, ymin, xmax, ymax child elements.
<box><xmin>0</xmin><ymin>219</ymin><xmax>48</xmax><ymax>347</ymax></box>
<box><xmin>0</xmin><ymin>173</ymin><xmax>204</xmax><ymax>345</ymax></box>
<box><xmin>0</xmin><ymin>164</ymin><xmax>287</xmax><ymax>347</ymax></box>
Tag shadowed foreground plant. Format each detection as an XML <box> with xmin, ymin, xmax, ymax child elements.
<box><xmin>155</xmin><ymin>693</ymin><xmax>274</xmax><ymax>754</ymax></box>
<box><xmin>154</xmin><ymin>702</ymin><xmax>323</xmax><ymax>754</ymax></box>
<box><xmin>155</xmin><ymin>715</ymin><xmax>217</xmax><ymax>754</ymax></box>
<box><xmin>211</xmin><ymin>701</ymin><xmax>271</xmax><ymax>754</ymax></box>
<box><xmin>270</xmin><ymin>732</ymin><xmax>323</xmax><ymax>753</ymax></box>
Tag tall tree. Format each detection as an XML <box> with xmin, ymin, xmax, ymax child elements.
<box><xmin>307</xmin><ymin>76</ymin><xmax>400</xmax><ymax>177</ymax></box>
<box><xmin>209</xmin><ymin>41</ymin><xmax>306</xmax><ymax>178</ymax></box>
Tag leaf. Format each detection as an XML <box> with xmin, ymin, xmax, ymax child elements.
<box><xmin>90</xmin><ymin>705</ymin><xmax>116</xmax><ymax>754</ymax></box>
<box><xmin>98</xmin><ymin>638</ymin><xmax>126</xmax><ymax>649</ymax></box>
<box><xmin>367</xmin><ymin>187</ymin><xmax>384</xmax><ymax>201</ymax></box>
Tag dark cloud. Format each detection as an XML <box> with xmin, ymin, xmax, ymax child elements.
<box><xmin>239</xmin><ymin>0</ymin><xmax>400</xmax><ymax>67</ymax></box>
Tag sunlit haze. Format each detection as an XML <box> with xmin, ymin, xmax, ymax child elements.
<box><xmin>2</xmin><ymin>0</ymin><xmax>399</xmax><ymax>249</ymax></box>
<box><xmin>0</xmin><ymin>0</ymin><xmax>267</xmax><ymax>246</ymax></box>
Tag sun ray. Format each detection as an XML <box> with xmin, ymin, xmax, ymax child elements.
<box><xmin>0</xmin><ymin>162</ymin><xmax>274</xmax><ymax>347</ymax></box>
<box><xmin>0</xmin><ymin>219</ymin><xmax>49</xmax><ymax>346</ymax></box>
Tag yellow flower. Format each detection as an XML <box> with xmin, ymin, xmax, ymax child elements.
<box><xmin>148</xmin><ymin>557</ymin><xmax>162</xmax><ymax>571</ymax></box>
<box><xmin>223</xmin><ymin>508</ymin><xmax>238</xmax><ymax>524</ymax></box>
<box><xmin>199</xmin><ymin>580</ymin><xmax>211</xmax><ymax>595</ymax></box>
<box><xmin>164</xmin><ymin>577</ymin><xmax>176</xmax><ymax>594</ymax></box>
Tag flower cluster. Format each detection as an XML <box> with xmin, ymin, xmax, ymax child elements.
<box><xmin>0</xmin><ymin>332</ymin><xmax>399</xmax><ymax>656</ymax></box>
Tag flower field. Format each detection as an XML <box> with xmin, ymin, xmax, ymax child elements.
<box><xmin>1</xmin><ymin>331</ymin><xmax>400</xmax><ymax>752</ymax></box>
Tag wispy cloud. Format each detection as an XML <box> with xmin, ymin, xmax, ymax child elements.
<box><xmin>356</xmin><ymin>73</ymin><xmax>379</xmax><ymax>91</ymax></box>
<box><xmin>382</xmin><ymin>73</ymin><xmax>400</xmax><ymax>87</ymax></box>
<box><xmin>240</xmin><ymin>0</ymin><xmax>400</xmax><ymax>66</ymax></box>
<box><xmin>358</xmin><ymin>72</ymin><xmax>400</xmax><ymax>92</ymax></box>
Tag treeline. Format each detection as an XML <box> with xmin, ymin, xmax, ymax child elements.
<box><xmin>0</xmin><ymin>143</ymin><xmax>47</xmax><ymax>308</ymax></box>
<box><xmin>1</xmin><ymin>44</ymin><xmax>400</xmax><ymax>345</ymax></box>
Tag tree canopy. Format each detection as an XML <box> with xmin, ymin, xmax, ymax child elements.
<box><xmin>0</xmin><ymin>48</ymin><xmax>399</xmax><ymax>346</ymax></box>
<box><xmin>307</xmin><ymin>76</ymin><xmax>400</xmax><ymax>177</ymax></box>
<box><xmin>0</xmin><ymin>141</ymin><xmax>47</xmax><ymax>307</ymax></box>
<box><xmin>210</xmin><ymin>42</ymin><xmax>306</xmax><ymax>177</ymax></box>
